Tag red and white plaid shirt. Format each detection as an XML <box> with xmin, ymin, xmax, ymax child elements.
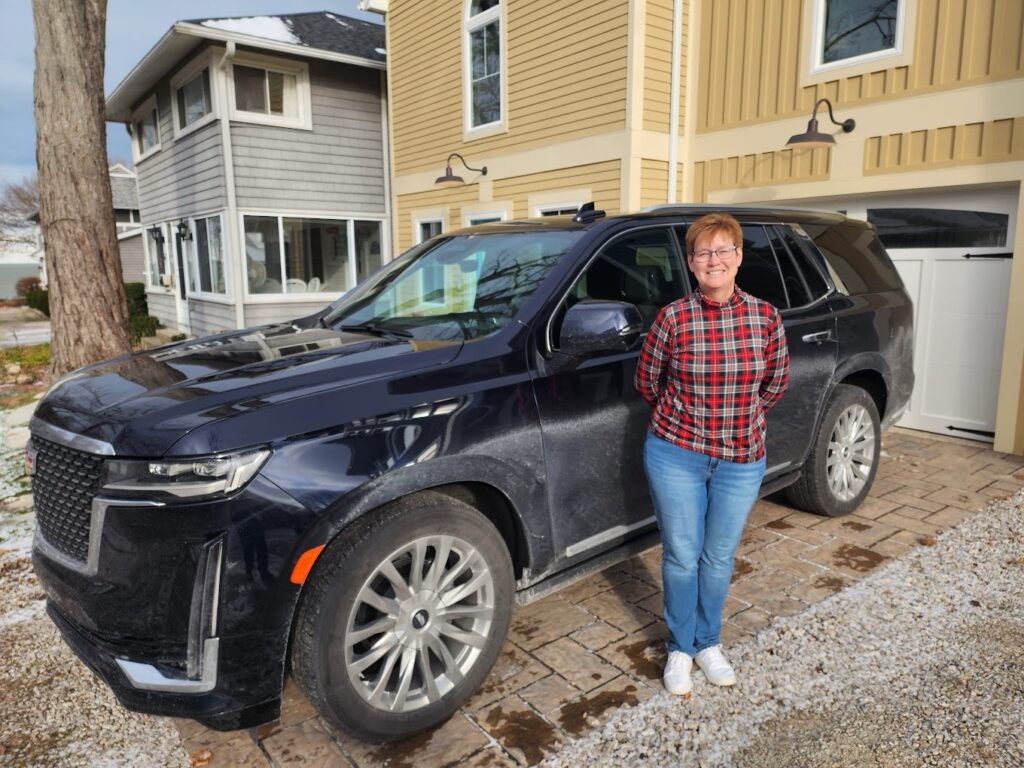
<box><xmin>635</xmin><ymin>288</ymin><xmax>790</xmax><ymax>462</ymax></box>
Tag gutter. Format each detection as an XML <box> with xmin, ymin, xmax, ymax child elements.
<box><xmin>215</xmin><ymin>42</ymin><xmax>245</xmax><ymax>332</ymax></box>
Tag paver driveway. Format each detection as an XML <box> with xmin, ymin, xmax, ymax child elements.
<box><xmin>175</xmin><ymin>428</ymin><xmax>1024</xmax><ymax>767</ymax></box>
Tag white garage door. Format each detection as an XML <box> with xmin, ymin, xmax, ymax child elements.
<box><xmin>852</xmin><ymin>188</ymin><xmax>1016</xmax><ymax>441</ymax></box>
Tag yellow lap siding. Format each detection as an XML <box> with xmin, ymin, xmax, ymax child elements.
<box><xmin>492</xmin><ymin>160</ymin><xmax>622</xmax><ymax>219</ymax></box>
<box><xmin>640</xmin><ymin>159</ymin><xmax>669</xmax><ymax>208</ymax></box>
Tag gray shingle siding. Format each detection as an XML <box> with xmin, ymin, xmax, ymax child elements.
<box><xmin>232</xmin><ymin>61</ymin><xmax>385</xmax><ymax>213</ymax></box>
<box><xmin>135</xmin><ymin>79</ymin><xmax>227</xmax><ymax>224</ymax></box>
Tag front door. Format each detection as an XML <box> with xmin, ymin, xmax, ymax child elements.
<box><xmin>532</xmin><ymin>226</ymin><xmax>689</xmax><ymax>566</ymax></box>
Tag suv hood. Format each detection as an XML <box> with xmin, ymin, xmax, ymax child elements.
<box><xmin>33</xmin><ymin>323</ymin><xmax>463</xmax><ymax>456</ymax></box>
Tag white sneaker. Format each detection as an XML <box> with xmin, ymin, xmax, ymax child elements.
<box><xmin>663</xmin><ymin>651</ymin><xmax>693</xmax><ymax>696</ymax></box>
<box><xmin>694</xmin><ymin>645</ymin><xmax>736</xmax><ymax>686</ymax></box>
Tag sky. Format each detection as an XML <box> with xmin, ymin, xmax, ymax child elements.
<box><xmin>0</xmin><ymin>0</ymin><xmax>381</xmax><ymax>189</ymax></box>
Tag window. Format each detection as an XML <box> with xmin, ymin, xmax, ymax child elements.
<box><xmin>229</xmin><ymin>54</ymin><xmax>311</xmax><ymax>129</ymax></box>
<box><xmin>537</xmin><ymin>205</ymin><xmax>582</xmax><ymax>217</ymax></box>
<box><xmin>802</xmin><ymin>221</ymin><xmax>903</xmax><ymax>294</ymax></box>
<box><xmin>177</xmin><ymin>70</ymin><xmax>211</xmax><ymax>129</ymax></box>
<box><xmin>467</xmin><ymin>213</ymin><xmax>505</xmax><ymax>226</ymax></box>
<box><xmin>811</xmin><ymin>0</ymin><xmax>907</xmax><ymax>73</ymax></box>
<box><xmin>465</xmin><ymin>0</ymin><xmax>503</xmax><ymax>131</ymax></box>
<box><xmin>777</xmin><ymin>225</ymin><xmax>831</xmax><ymax>301</ymax></box>
<box><xmin>243</xmin><ymin>215</ymin><xmax>384</xmax><ymax>296</ymax></box>
<box><xmin>734</xmin><ymin>226</ymin><xmax>788</xmax><ymax>309</ymax></box>
<box><xmin>144</xmin><ymin>224</ymin><xmax>171</xmax><ymax>290</ymax></box>
<box><xmin>417</xmin><ymin>219</ymin><xmax>443</xmax><ymax>244</ymax></box>
<box><xmin>131</xmin><ymin>96</ymin><xmax>161</xmax><ymax>162</ymax></box>
<box><xmin>866</xmin><ymin>208</ymin><xmax>1009</xmax><ymax>248</ymax></box>
<box><xmin>188</xmin><ymin>215</ymin><xmax>226</xmax><ymax>295</ymax></box>
<box><xmin>568</xmin><ymin>228</ymin><xmax>686</xmax><ymax>331</ymax></box>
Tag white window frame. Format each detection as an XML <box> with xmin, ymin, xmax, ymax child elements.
<box><xmin>183</xmin><ymin>212</ymin><xmax>231</xmax><ymax>302</ymax></box>
<box><xmin>239</xmin><ymin>210</ymin><xmax>388</xmax><ymax>303</ymax></box>
<box><xmin>465</xmin><ymin>211</ymin><xmax>508</xmax><ymax>227</ymax></box>
<box><xmin>463</xmin><ymin>0</ymin><xmax>508</xmax><ymax>141</ymax></box>
<box><xmin>143</xmin><ymin>222</ymin><xmax>173</xmax><ymax>293</ymax></box>
<box><xmin>170</xmin><ymin>51</ymin><xmax>218</xmax><ymax>140</ymax></box>
<box><xmin>534</xmin><ymin>202</ymin><xmax>583</xmax><ymax>217</ymax></box>
<box><xmin>130</xmin><ymin>95</ymin><xmax>162</xmax><ymax>163</ymax></box>
<box><xmin>802</xmin><ymin>0</ymin><xmax>916</xmax><ymax>85</ymax></box>
<box><xmin>415</xmin><ymin>217</ymin><xmax>445</xmax><ymax>244</ymax></box>
<box><xmin>226</xmin><ymin>51</ymin><xmax>312</xmax><ymax>130</ymax></box>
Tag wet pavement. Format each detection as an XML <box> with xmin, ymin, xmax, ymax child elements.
<box><xmin>170</xmin><ymin>428</ymin><xmax>1024</xmax><ymax>767</ymax></box>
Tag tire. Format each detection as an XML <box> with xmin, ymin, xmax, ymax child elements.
<box><xmin>291</xmin><ymin>491</ymin><xmax>514</xmax><ymax>742</ymax></box>
<box><xmin>786</xmin><ymin>384</ymin><xmax>881</xmax><ymax>517</ymax></box>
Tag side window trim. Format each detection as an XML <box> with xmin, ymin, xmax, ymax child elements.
<box><xmin>788</xmin><ymin>222</ymin><xmax>847</xmax><ymax>296</ymax></box>
<box><xmin>543</xmin><ymin>224</ymin><xmax>686</xmax><ymax>355</ymax></box>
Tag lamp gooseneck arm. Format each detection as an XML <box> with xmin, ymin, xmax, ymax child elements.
<box><xmin>813</xmin><ymin>98</ymin><xmax>856</xmax><ymax>133</ymax></box>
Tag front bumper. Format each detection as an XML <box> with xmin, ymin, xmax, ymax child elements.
<box><xmin>31</xmin><ymin>469</ymin><xmax>329</xmax><ymax>730</ymax></box>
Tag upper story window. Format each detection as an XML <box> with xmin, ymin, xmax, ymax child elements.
<box><xmin>131</xmin><ymin>96</ymin><xmax>161</xmax><ymax>162</ymax></box>
<box><xmin>465</xmin><ymin>0</ymin><xmax>505</xmax><ymax>135</ymax></box>
<box><xmin>170</xmin><ymin>53</ymin><xmax>217</xmax><ymax>138</ymax></box>
<box><xmin>802</xmin><ymin>0</ymin><xmax>915</xmax><ymax>85</ymax></box>
<box><xmin>229</xmin><ymin>53</ymin><xmax>312</xmax><ymax>130</ymax></box>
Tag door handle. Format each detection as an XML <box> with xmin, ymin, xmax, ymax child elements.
<box><xmin>801</xmin><ymin>330</ymin><xmax>833</xmax><ymax>344</ymax></box>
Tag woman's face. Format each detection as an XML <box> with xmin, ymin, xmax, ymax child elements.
<box><xmin>688</xmin><ymin>229</ymin><xmax>742</xmax><ymax>301</ymax></box>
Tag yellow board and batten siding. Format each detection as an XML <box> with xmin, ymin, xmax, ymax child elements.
<box><xmin>692</xmin><ymin>147</ymin><xmax>831</xmax><ymax>201</ymax></box>
<box><xmin>865</xmin><ymin>116</ymin><xmax>1024</xmax><ymax>173</ymax></box>
<box><xmin>388</xmin><ymin>0</ymin><xmax>629</xmax><ymax>175</ymax></box>
<box><xmin>697</xmin><ymin>0</ymin><xmax>1024</xmax><ymax>134</ymax></box>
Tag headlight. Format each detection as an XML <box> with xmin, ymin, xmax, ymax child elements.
<box><xmin>102</xmin><ymin>448</ymin><xmax>271</xmax><ymax>500</ymax></box>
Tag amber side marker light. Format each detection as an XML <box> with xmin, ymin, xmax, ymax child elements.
<box><xmin>290</xmin><ymin>545</ymin><xmax>325</xmax><ymax>584</ymax></box>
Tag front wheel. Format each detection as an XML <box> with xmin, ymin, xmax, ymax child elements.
<box><xmin>291</xmin><ymin>492</ymin><xmax>514</xmax><ymax>741</ymax></box>
<box><xmin>786</xmin><ymin>384</ymin><xmax>881</xmax><ymax>517</ymax></box>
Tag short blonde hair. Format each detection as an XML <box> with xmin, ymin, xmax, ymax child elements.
<box><xmin>685</xmin><ymin>212</ymin><xmax>742</xmax><ymax>255</ymax></box>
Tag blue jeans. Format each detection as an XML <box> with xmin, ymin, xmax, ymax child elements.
<box><xmin>643</xmin><ymin>433</ymin><xmax>766</xmax><ymax>656</ymax></box>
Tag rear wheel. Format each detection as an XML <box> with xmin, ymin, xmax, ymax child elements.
<box><xmin>786</xmin><ymin>384</ymin><xmax>881</xmax><ymax>516</ymax></box>
<box><xmin>291</xmin><ymin>492</ymin><xmax>514</xmax><ymax>741</ymax></box>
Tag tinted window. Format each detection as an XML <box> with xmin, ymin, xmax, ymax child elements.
<box><xmin>803</xmin><ymin>221</ymin><xmax>902</xmax><ymax>294</ymax></box>
<box><xmin>735</xmin><ymin>226</ymin><xmax>787</xmax><ymax>308</ymax></box>
<box><xmin>569</xmin><ymin>228</ymin><xmax>686</xmax><ymax>330</ymax></box>
<box><xmin>767</xmin><ymin>228</ymin><xmax>811</xmax><ymax>307</ymax></box>
<box><xmin>866</xmin><ymin>208</ymin><xmax>1009</xmax><ymax>248</ymax></box>
<box><xmin>777</xmin><ymin>226</ymin><xmax>831</xmax><ymax>302</ymax></box>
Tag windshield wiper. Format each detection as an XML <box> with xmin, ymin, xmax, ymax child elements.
<box><xmin>336</xmin><ymin>321</ymin><xmax>413</xmax><ymax>339</ymax></box>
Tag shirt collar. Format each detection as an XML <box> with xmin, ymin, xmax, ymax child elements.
<box><xmin>696</xmin><ymin>287</ymin><xmax>744</xmax><ymax>309</ymax></box>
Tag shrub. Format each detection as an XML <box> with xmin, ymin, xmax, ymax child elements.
<box><xmin>16</xmin><ymin>276</ymin><xmax>41</xmax><ymax>297</ymax></box>
<box><xmin>123</xmin><ymin>282</ymin><xmax>148</xmax><ymax>319</ymax></box>
<box><xmin>128</xmin><ymin>314</ymin><xmax>160</xmax><ymax>344</ymax></box>
<box><xmin>25</xmin><ymin>286</ymin><xmax>49</xmax><ymax>317</ymax></box>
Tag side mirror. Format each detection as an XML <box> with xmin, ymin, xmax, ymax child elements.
<box><xmin>558</xmin><ymin>300</ymin><xmax>642</xmax><ymax>357</ymax></box>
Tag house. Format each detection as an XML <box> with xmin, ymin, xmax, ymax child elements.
<box><xmin>371</xmin><ymin>0</ymin><xmax>1024</xmax><ymax>456</ymax></box>
<box><xmin>109</xmin><ymin>163</ymin><xmax>145</xmax><ymax>283</ymax></box>
<box><xmin>104</xmin><ymin>12</ymin><xmax>388</xmax><ymax>337</ymax></box>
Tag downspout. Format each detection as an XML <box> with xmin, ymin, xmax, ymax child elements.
<box><xmin>667</xmin><ymin>0</ymin><xmax>684</xmax><ymax>203</ymax></box>
<box><xmin>217</xmin><ymin>42</ymin><xmax>245</xmax><ymax>331</ymax></box>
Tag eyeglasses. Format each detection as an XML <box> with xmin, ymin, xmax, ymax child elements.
<box><xmin>691</xmin><ymin>245</ymin><xmax>738</xmax><ymax>262</ymax></box>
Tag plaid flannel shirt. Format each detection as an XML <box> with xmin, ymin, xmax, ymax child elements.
<box><xmin>634</xmin><ymin>288</ymin><xmax>790</xmax><ymax>463</ymax></box>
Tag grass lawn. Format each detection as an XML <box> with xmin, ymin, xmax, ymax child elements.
<box><xmin>0</xmin><ymin>343</ymin><xmax>50</xmax><ymax>410</ymax></box>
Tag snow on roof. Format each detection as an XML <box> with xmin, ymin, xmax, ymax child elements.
<box><xmin>199</xmin><ymin>16</ymin><xmax>300</xmax><ymax>44</ymax></box>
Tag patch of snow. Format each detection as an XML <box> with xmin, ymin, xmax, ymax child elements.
<box><xmin>325</xmin><ymin>12</ymin><xmax>352</xmax><ymax>28</ymax></box>
<box><xmin>200</xmin><ymin>16</ymin><xmax>301</xmax><ymax>45</ymax></box>
<box><xmin>375</xmin><ymin>47</ymin><xmax>387</xmax><ymax>55</ymax></box>
<box><xmin>0</xmin><ymin>599</ymin><xmax>45</xmax><ymax>629</ymax></box>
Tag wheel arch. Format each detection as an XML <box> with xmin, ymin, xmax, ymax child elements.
<box><xmin>833</xmin><ymin>354</ymin><xmax>891</xmax><ymax>422</ymax></box>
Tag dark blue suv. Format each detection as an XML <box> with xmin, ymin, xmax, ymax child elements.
<box><xmin>28</xmin><ymin>205</ymin><xmax>913</xmax><ymax>741</ymax></box>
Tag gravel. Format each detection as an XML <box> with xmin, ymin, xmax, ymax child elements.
<box><xmin>545</xmin><ymin>489</ymin><xmax>1024</xmax><ymax>768</ymax></box>
<box><xmin>0</xmin><ymin>406</ymin><xmax>188</xmax><ymax>767</ymax></box>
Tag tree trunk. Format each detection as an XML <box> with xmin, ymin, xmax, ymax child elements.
<box><xmin>33</xmin><ymin>0</ymin><xmax>131</xmax><ymax>377</ymax></box>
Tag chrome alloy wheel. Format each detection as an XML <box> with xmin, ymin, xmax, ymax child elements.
<box><xmin>826</xmin><ymin>403</ymin><xmax>876</xmax><ymax>502</ymax></box>
<box><xmin>344</xmin><ymin>535</ymin><xmax>496</xmax><ymax>713</ymax></box>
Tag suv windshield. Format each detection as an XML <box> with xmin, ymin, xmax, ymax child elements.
<box><xmin>323</xmin><ymin>230</ymin><xmax>583</xmax><ymax>341</ymax></box>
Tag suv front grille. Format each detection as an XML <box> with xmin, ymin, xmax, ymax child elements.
<box><xmin>32</xmin><ymin>436</ymin><xmax>105</xmax><ymax>563</ymax></box>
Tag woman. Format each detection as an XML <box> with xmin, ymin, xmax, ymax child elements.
<box><xmin>634</xmin><ymin>212</ymin><xmax>789</xmax><ymax>697</ymax></box>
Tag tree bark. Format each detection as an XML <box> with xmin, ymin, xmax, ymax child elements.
<box><xmin>33</xmin><ymin>0</ymin><xmax>131</xmax><ymax>377</ymax></box>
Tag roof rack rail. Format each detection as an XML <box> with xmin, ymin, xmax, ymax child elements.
<box><xmin>573</xmin><ymin>202</ymin><xmax>606</xmax><ymax>223</ymax></box>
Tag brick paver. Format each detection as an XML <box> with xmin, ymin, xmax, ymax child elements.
<box><xmin>177</xmin><ymin>428</ymin><xmax>1024</xmax><ymax>767</ymax></box>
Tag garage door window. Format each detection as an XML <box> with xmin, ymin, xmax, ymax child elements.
<box><xmin>867</xmin><ymin>208</ymin><xmax>1009</xmax><ymax>248</ymax></box>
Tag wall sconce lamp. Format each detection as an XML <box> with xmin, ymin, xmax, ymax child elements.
<box><xmin>148</xmin><ymin>225</ymin><xmax>164</xmax><ymax>244</ymax></box>
<box><xmin>176</xmin><ymin>221</ymin><xmax>192</xmax><ymax>241</ymax></box>
<box><xmin>435</xmin><ymin>153</ymin><xmax>488</xmax><ymax>187</ymax></box>
<box><xmin>786</xmin><ymin>98</ymin><xmax>856</xmax><ymax>149</ymax></box>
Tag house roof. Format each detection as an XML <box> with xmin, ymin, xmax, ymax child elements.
<box><xmin>110</xmin><ymin>172</ymin><xmax>139</xmax><ymax>211</ymax></box>
<box><xmin>106</xmin><ymin>11</ymin><xmax>385</xmax><ymax>123</ymax></box>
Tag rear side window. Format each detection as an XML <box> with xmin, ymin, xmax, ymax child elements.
<box><xmin>735</xmin><ymin>225</ymin><xmax>788</xmax><ymax>308</ymax></box>
<box><xmin>802</xmin><ymin>221</ymin><xmax>903</xmax><ymax>294</ymax></box>
<box><xmin>776</xmin><ymin>225</ymin><xmax>830</xmax><ymax>301</ymax></box>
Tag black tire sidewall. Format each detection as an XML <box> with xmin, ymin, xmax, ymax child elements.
<box><xmin>297</xmin><ymin>495</ymin><xmax>513</xmax><ymax>741</ymax></box>
<box><xmin>810</xmin><ymin>384</ymin><xmax>881</xmax><ymax>516</ymax></box>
